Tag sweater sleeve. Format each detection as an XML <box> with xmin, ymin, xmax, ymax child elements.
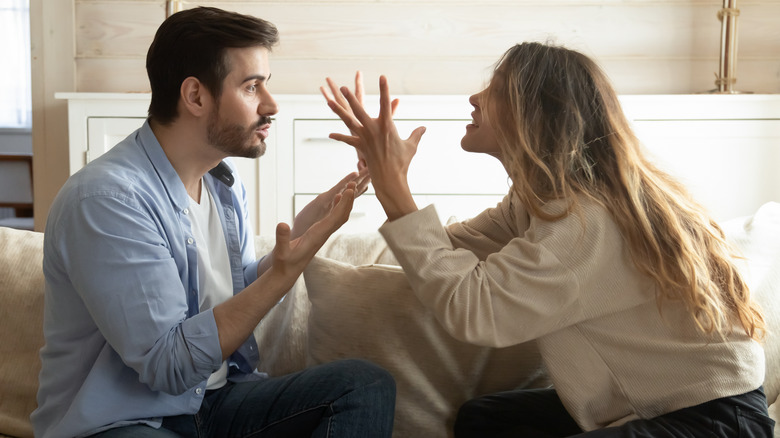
<box><xmin>444</xmin><ymin>194</ymin><xmax>524</xmax><ymax>260</ymax></box>
<box><xmin>379</xmin><ymin>200</ymin><xmax>654</xmax><ymax>348</ymax></box>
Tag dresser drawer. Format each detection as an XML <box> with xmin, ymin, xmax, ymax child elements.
<box><xmin>293</xmin><ymin>119</ymin><xmax>509</xmax><ymax>195</ymax></box>
<box><xmin>632</xmin><ymin>119</ymin><xmax>780</xmax><ymax>220</ymax></box>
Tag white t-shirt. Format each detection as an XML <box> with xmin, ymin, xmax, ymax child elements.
<box><xmin>189</xmin><ymin>179</ymin><xmax>232</xmax><ymax>390</ymax></box>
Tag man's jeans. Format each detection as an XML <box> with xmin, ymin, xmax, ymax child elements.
<box><xmin>89</xmin><ymin>359</ymin><xmax>396</xmax><ymax>438</ymax></box>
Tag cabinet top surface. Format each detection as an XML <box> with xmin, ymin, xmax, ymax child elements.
<box><xmin>55</xmin><ymin>92</ymin><xmax>780</xmax><ymax>120</ymax></box>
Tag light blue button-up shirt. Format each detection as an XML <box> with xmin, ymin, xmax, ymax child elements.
<box><xmin>32</xmin><ymin>121</ymin><xmax>263</xmax><ymax>438</ymax></box>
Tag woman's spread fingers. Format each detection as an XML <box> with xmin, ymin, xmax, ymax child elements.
<box><xmin>409</xmin><ymin>126</ymin><xmax>427</xmax><ymax>145</ymax></box>
<box><xmin>378</xmin><ymin>75</ymin><xmax>392</xmax><ymax>120</ymax></box>
<box><xmin>328</xmin><ymin>132</ymin><xmax>362</xmax><ymax>148</ymax></box>
<box><xmin>339</xmin><ymin>86</ymin><xmax>372</xmax><ymax>125</ymax></box>
<box><xmin>354</xmin><ymin>71</ymin><xmax>364</xmax><ymax>104</ymax></box>
<box><xmin>326</xmin><ymin>100</ymin><xmax>361</xmax><ymax>131</ymax></box>
<box><xmin>326</xmin><ymin>77</ymin><xmax>349</xmax><ymax>107</ymax></box>
<box><xmin>391</xmin><ymin>98</ymin><xmax>400</xmax><ymax>116</ymax></box>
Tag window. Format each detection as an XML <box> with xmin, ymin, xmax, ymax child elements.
<box><xmin>0</xmin><ymin>0</ymin><xmax>31</xmax><ymax>129</ymax></box>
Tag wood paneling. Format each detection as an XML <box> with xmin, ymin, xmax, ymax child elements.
<box><xmin>73</xmin><ymin>0</ymin><xmax>780</xmax><ymax>95</ymax></box>
<box><xmin>31</xmin><ymin>0</ymin><xmax>75</xmax><ymax>231</ymax></box>
<box><xmin>76</xmin><ymin>56</ymin><xmax>780</xmax><ymax>95</ymax></box>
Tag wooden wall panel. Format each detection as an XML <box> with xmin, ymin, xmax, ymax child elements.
<box><xmin>73</xmin><ymin>1</ymin><xmax>780</xmax><ymax>94</ymax></box>
<box><xmin>76</xmin><ymin>57</ymin><xmax>780</xmax><ymax>95</ymax></box>
<box><xmin>32</xmin><ymin>0</ymin><xmax>75</xmax><ymax>231</ymax></box>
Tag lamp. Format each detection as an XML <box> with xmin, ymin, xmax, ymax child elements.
<box><xmin>712</xmin><ymin>0</ymin><xmax>749</xmax><ymax>94</ymax></box>
<box><xmin>165</xmin><ymin>0</ymin><xmax>184</xmax><ymax>18</ymax></box>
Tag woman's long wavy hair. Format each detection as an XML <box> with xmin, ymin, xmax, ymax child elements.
<box><xmin>484</xmin><ymin>42</ymin><xmax>765</xmax><ymax>340</ymax></box>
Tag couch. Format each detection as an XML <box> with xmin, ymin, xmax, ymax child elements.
<box><xmin>1</xmin><ymin>202</ymin><xmax>779</xmax><ymax>438</ymax></box>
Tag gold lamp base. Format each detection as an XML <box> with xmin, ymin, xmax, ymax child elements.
<box><xmin>706</xmin><ymin>0</ymin><xmax>752</xmax><ymax>94</ymax></box>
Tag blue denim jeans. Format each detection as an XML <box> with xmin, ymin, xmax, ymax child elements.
<box><xmin>88</xmin><ymin>359</ymin><xmax>396</xmax><ymax>438</ymax></box>
<box><xmin>454</xmin><ymin>386</ymin><xmax>775</xmax><ymax>437</ymax></box>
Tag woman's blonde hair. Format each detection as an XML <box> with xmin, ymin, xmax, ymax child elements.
<box><xmin>485</xmin><ymin>42</ymin><xmax>765</xmax><ymax>340</ymax></box>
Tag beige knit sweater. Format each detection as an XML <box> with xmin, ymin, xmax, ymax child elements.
<box><xmin>379</xmin><ymin>193</ymin><xmax>764</xmax><ymax>431</ymax></box>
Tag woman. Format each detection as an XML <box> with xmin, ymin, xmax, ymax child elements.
<box><xmin>322</xmin><ymin>42</ymin><xmax>774</xmax><ymax>437</ymax></box>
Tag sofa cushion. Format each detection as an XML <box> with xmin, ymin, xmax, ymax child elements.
<box><xmin>303</xmin><ymin>256</ymin><xmax>548</xmax><ymax>438</ymax></box>
<box><xmin>252</xmin><ymin>232</ymin><xmax>400</xmax><ymax>376</ymax></box>
<box><xmin>721</xmin><ymin>202</ymin><xmax>780</xmax><ymax>404</ymax></box>
<box><xmin>0</xmin><ymin>227</ymin><xmax>44</xmax><ymax>438</ymax></box>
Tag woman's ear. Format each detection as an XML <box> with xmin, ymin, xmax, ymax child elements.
<box><xmin>179</xmin><ymin>76</ymin><xmax>212</xmax><ymax>118</ymax></box>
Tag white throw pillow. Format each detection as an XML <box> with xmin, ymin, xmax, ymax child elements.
<box><xmin>303</xmin><ymin>256</ymin><xmax>548</xmax><ymax>438</ymax></box>
<box><xmin>721</xmin><ymin>202</ymin><xmax>780</xmax><ymax>404</ymax></box>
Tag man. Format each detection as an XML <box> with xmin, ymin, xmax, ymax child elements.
<box><xmin>32</xmin><ymin>7</ymin><xmax>395</xmax><ymax>438</ymax></box>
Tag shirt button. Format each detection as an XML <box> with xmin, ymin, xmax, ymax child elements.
<box><xmin>187</xmin><ymin>237</ymin><xmax>194</xmax><ymax>245</ymax></box>
<box><xmin>195</xmin><ymin>387</ymin><xmax>202</xmax><ymax>395</ymax></box>
<box><xmin>183</xmin><ymin>208</ymin><xmax>189</xmax><ymax>215</ymax></box>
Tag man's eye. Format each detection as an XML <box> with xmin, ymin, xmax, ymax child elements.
<box><xmin>247</xmin><ymin>84</ymin><xmax>257</xmax><ymax>93</ymax></box>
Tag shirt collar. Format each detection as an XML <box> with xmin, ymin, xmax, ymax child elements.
<box><xmin>137</xmin><ymin>119</ymin><xmax>191</xmax><ymax>212</ymax></box>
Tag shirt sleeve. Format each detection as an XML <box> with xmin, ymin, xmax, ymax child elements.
<box><xmin>379</xmin><ymin>202</ymin><xmax>652</xmax><ymax>348</ymax></box>
<box><xmin>55</xmin><ymin>192</ymin><xmax>223</xmax><ymax>395</ymax></box>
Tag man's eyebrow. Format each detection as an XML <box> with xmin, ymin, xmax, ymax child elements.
<box><xmin>242</xmin><ymin>73</ymin><xmax>271</xmax><ymax>83</ymax></box>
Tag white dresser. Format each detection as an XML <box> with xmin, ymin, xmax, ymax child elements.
<box><xmin>57</xmin><ymin>93</ymin><xmax>780</xmax><ymax>235</ymax></box>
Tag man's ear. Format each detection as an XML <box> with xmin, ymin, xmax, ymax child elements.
<box><xmin>180</xmin><ymin>76</ymin><xmax>212</xmax><ymax>118</ymax></box>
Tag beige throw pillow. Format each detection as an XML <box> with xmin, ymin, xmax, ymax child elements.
<box><xmin>303</xmin><ymin>256</ymin><xmax>547</xmax><ymax>438</ymax></box>
<box><xmin>0</xmin><ymin>227</ymin><xmax>45</xmax><ymax>438</ymax></box>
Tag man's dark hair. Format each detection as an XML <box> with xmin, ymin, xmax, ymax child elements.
<box><xmin>146</xmin><ymin>7</ymin><xmax>279</xmax><ymax>124</ymax></box>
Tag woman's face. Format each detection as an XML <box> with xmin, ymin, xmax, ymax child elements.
<box><xmin>461</xmin><ymin>88</ymin><xmax>502</xmax><ymax>160</ymax></box>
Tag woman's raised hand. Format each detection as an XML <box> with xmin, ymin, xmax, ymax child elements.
<box><xmin>320</xmin><ymin>71</ymin><xmax>365</xmax><ymax>132</ymax></box>
<box><xmin>320</xmin><ymin>71</ymin><xmax>399</xmax><ymax>171</ymax></box>
<box><xmin>324</xmin><ymin>74</ymin><xmax>425</xmax><ymax>220</ymax></box>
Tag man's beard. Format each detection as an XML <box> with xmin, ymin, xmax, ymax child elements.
<box><xmin>206</xmin><ymin>111</ymin><xmax>272</xmax><ymax>159</ymax></box>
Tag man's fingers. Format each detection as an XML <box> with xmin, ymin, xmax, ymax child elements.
<box><xmin>274</xmin><ymin>222</ymin><xmax>292</xmax><ymax>259</ymax></box>
<box><xmin>355</xmin><ymin>174</ymin><xmax>371</xmax><ymax>196</ymax></box>
<box><xmin>332</xmin><ymin>188</ymin><xmax>355</xmax><ymax>221</ymax></box>
<box><xmin>311</xmin><ymin>188</ymin><xmax>355</xmax><ymax>236</ymax></box>
<box><xmin>333</xmin><ymin>171</ymin><xmax>360</xmax><ymax>190</ymax></box>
